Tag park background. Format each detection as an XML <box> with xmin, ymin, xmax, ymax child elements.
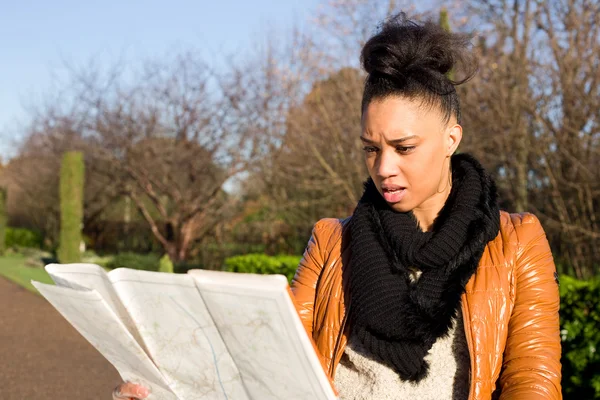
<box><xmin>0</xmin><ymin>0</ymin><xmax>598</xmax><ymax>398</ymax></box>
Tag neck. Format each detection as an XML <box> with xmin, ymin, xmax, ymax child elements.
<box><xmin>412</xmin><ymin>181</ymin><xmax>452</xmax><ymax>232</ymax></box>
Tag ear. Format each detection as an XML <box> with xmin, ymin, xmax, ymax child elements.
<box><xmin>446</xmin><ymin>124</ymin><xmax>463</xmax><ymax>156</ymax></box>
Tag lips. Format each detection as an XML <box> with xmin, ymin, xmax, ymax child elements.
<box><xmin>382</xmin><ymin>183</ymin><xmax>404</xmax><ymax>192</ymax></box>
<box><xmin>381</xmin><ymin>183</ymin><xmax>407</xmax><ymax>203</ymax></box>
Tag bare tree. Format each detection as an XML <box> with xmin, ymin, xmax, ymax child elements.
<box><xmin>311</xmin><ymin>0</ymin><xmax>419</xmax><ymax>68</ymax></box>
<box><xmin>279</xmin><ymin>67</ymin><xmax>366</xmax><ymax>212</ymax></box>
<box><xmin>458</xmin><ymin>0</ymin><xmax>541</xmax><ymax>212</ymax></box>
<box><xmin>531</xmin><ymin>0</ymin><xmax>600</xmax><ymax>276</ymax></box>
<box><xmin>460</xmin><ymin>0</ymin><xmax>600</xmax><ymax>276</ymax></box>
<box><xmin>79</xmin><ymin>54</ymin><xmax>272</xmax><ymax>262</ymax></box>
<box><xmin>9</xmin><ymin>52</ymin><xmax>276</xmax><ymax>262</ymax></box>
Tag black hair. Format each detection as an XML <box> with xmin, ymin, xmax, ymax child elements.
<box><xmin>360</xmin><ymin>13</ymin><xmax>477</xmax><ymax>124</ymax></box>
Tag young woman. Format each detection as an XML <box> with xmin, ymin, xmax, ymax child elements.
<box><xmin>113</xmin><ymin>13</ymin><xmax>561</xmax><ymax>400</ymax></box>
<box><xmin>291</xmin><ymin>14</ymin><xmax>562</xmax><ymax>400</ymax></box>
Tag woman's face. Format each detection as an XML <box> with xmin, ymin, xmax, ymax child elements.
<box><xmin>361</xmin><ymin>96</ymin><xmax>462</xmax><ymax>214</ymax></box>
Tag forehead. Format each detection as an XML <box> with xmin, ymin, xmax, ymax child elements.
<box><xmin>361</xmin><ymin>96</ymin><xmax>445</xmax><ymax>137</ymax></box>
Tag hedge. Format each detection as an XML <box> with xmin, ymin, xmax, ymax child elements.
<box><xmin>560</xmin><ymin>274</ymin><xmax>600</xmax><ymax>398</ymax></box>
<box><xmin>223</xmin><ymin>254</ymin><xmax>301</xmax><ymax>283</ymax></box>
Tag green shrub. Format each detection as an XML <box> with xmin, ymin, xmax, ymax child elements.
<box><xmin>159</xmin><ymin>254</ymin><xmax>174</xmax><ymax>273</ymax></box>
<box><xmin>105</xmin><ymin>252</ymin><xmax>159</xmax><ymax>271</ymax></box>
<box><xmin>560</xmin><ymin>275</ymin><xmax>600</xmax><ymax>398</ymax></box>
<box><xmin>224</xmin><ymin>253</ymin><xmax>278</xmax><ymax>274</ymax></box>
<box><xmin>273</xmin><ymin>255</ymin><xmax>302</xmax><ymax>281</ymax></box>
<box><xmin>224</xmin><ymin>254</ymin><xmax>301</xmax><ymax>283</ymax></box>
<box><xmin>58</xmin><ymin>151</ymin><xmax>84</xmax><ymax>263</ymax></box>
<box><xmin>5</xmin><ymin>227</ymin><xmax>44</xmax><ymax>249</ymax></box>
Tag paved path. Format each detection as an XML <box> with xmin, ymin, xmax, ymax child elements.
<box><xmin>0</xmin><ymin>277</ymin><xmax>121</xmax><ymax>399</ymax></box>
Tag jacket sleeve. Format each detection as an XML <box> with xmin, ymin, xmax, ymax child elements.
<box><xmin>498</xmin><ymin>213</ymin><xmax>562</xmax><ymax>399</ymax></box>
<box><xmin>290</xmin><ymin>219</ymin><xmax>331</xmax><ymax>338</ymax></box>
<box><xmin>290</xmin><ymin>219</ymin><xmax>340</xmax><ymax>395</ymax></box>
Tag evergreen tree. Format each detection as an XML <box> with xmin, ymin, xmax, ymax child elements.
<box><xmin>159</xmin><ymin>254</ymin><xmax>174</xmax><ymax>273</ymax></box>
<box><xmin>58</xmin><ymin>151</ymin><xmax>84</xmax><ymax>263</ymax></box>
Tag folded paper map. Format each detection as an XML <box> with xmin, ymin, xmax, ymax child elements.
<box><xmin>32</xmin><ymin>264</ymin><xmax>337</xmax><ymax>400</ymax></box>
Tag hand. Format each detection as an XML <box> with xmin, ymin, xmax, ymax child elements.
<box><xmin>112</xmin><ymin>382</ymin><xmax>150</xmax><ymax>400</ymax></box>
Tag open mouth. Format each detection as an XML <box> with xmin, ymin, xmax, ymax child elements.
<box><xmin>381</xmin><ymin>184</ymin><xmax>407</xmax><ymax>203</ymax></box>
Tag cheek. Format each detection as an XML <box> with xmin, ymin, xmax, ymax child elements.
<box><xmin>406</xmin><ymin>166</ymin><xmax>432</xmax><ymax>189</ymax></box>
<box><xmin>406</xmin><ymin>155</ymin><xmax>443</xmax><ymax>195</ymax></box>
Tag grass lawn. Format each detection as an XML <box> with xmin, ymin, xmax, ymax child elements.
<box><xmin>0</xmin><ymin>254</ymin><xmax>53</xmax><ymax>293</ymax></box>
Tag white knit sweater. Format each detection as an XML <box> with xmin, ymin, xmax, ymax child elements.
<box><xmin>334</xmin><ymin>310</ymin><xmax>471</xmax><ymax>400</ymax></box>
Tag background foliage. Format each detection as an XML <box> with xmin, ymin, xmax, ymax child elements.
<box><xmin>5</xmin><ymin>227</ymin><xmax>43</xmax><ymax>250</ymax></box>
<box><xmin>560</xmin><ymin>275</ymin><xmax>600</xmax><ymax>398</ymax></box>
<box><xmin>224</xmin><ymin>254</ymin><xmax>302</xmax><ymax>284</ymax></box>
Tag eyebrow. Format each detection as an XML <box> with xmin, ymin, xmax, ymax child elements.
<box><xmin>360</xmin><ymin>135</ymin><xmax>419</xmax><ymax>145</ymax></box>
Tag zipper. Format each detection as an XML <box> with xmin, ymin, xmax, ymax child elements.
<box><xmin>462</xmin><ymin>295</ymin><xmax>476</xmax><ymax>400</ymax></box>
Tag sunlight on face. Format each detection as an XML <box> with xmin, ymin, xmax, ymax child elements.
<box><xmin>361</xmin><ymin>96</ymin><xmax>461</xmax><ymax>216</ymax></box>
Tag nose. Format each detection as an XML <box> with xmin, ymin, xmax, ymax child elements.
<box><xmin>375</xmin><ymin>149</ymin><xmax>399</xmax><ymax>179</ymax></box>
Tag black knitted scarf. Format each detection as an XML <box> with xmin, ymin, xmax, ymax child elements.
<box><xmin>347</xmin><ymin>153</ymin><xmax>500</xmax><ymax>382</ymax></box>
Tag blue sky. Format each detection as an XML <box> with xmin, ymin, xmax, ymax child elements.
<box><xmin>0</xmin><ymin>0</ymin><xmax>322</xmax><ymax>160</ymax></box>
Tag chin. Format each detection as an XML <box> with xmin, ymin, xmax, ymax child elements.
<box><xmin>388</xmin><ymin>202</ymin><xmax>413</xmax><ymax>213</ymax></box>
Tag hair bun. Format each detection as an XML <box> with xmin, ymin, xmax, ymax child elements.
<box><xmin>361</xmin><ymin>13</ymin><xmax>475</xmax><ymax>85</ymax></box>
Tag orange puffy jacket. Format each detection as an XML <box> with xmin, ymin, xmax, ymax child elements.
<box><xmin>291</xmin><ymin>211</ymin><xmax>562</xmax><ymax>399</ymax></box>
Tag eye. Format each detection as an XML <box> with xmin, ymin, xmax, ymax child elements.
<box><xmin>362</xmin><ymin>146</ymin><xmax>379</xmax><ymax>153</ymax></box>
<box><xmin>396</xmin><ymin>145</ymin><xmax>415</xmax><ymax>154</ymax></box>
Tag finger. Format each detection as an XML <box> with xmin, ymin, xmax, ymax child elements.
<box><xmin>113</xmin><ymin>382</ymin><xmax>150</xmax><ymax>399</ymax></box>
